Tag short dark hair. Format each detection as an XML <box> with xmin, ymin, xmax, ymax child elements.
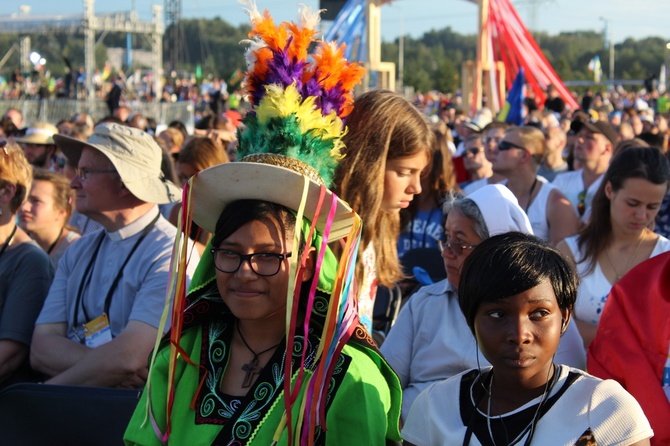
<box><xmin>458</xmin><ymin>232</ymin><xmax>578</xmax><ymax>334</ymax></box>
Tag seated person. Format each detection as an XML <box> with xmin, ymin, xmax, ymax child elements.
<box><xmin>124</xmin><ymin>5</ymin><xmax>401</xmax><ymax>444</ymax></box>
<box><xmin>588</xmin><ymin>251</ymin><xmax>670</xmax><ymax>445</ymax></box>
<box><xmin>403</xmin><ymin>232</ymin><xmax>653</xmax><ymax>446</ymax></box>
<box><xmin>18</xmin><ymin>169</ymin><xmax>80</xmax><ymax>269</ymax></box>
<box><xmin>381</xmin><ymin>184</ymin><xmax>585</xmax><ymax>421</ymax></box>
<box><xmin>30</xmin><ymin>123</ymin><xmax>198</xmax><ymax>388</ymax></box>
<box><xmin>0</xmin><ymin>142</ymin><xmax>53</xmax><ymax>386</ymax></box>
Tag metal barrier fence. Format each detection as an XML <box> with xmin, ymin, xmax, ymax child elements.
<box><xmin>0</xmin><ymin>99</ymin><xmax>195</xmax><ymax>131</ymax></box>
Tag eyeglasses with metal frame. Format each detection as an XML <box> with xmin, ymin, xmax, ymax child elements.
<box><xmin>75</xmin><ymin>167</ymin><xmax>117</xmax><ymax>180</ymax></box>
<box><xmin>438</xmin><ymin>238</ymin><xmax>477</xmax><ymax>256</ymax></box>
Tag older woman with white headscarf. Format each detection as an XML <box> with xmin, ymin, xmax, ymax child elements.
<box><xmin>380</xmin><ymin>184</ymin><xmax>586</xmax><ymax>422</ymax></box>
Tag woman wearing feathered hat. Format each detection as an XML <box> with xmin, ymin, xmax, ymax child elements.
<box><xmin>124</xmin><ymin>3</ymin><xmax>401</xmax><ymax>445</ymax></box>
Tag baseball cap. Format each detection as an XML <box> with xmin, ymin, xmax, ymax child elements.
<box><xmin>570</xmin><ymin>116</ymin><xmax>618</xmax><ymax>145</ymax></box>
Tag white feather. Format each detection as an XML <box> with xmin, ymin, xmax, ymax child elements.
<box><xmin>237</xmin><ymin>0</ymin><xmax>262</xmax><ymax>24</ymax></box>
<box><xmin>297</xmin><ymin>3</ymin><xmax>324</xmax><ymax>31</ymax></box>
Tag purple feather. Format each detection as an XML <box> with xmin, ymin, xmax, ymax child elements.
<box><xmin>265</xmin><ymin>49</ymin><xmax>306</xmax><ymax>91</ymax></box>
<box><xmin>302</xmin><ymin>77</ymin><xmax>323</xmax><ymax>102</ymax></box>
<box><xmin>320</xmin><ymin>84</ymin><xmax>347</xmax><ymax>117</ymax></box>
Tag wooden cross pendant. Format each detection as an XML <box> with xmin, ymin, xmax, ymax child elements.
<box><xmin>241</xmin><ymin>356</ymin><xmax>261</xmax><ymax>388</ymax></box>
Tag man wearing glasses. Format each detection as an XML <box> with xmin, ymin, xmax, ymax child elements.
<box><xmin>552</xmin><ymin>117</ymin><xmax>618</xmax><ymax>222</ymax></box>
<box><xmin>31</xmin><ymin>123</ymin><xmax>199</xmax><ymax>388</ymax></box>
<box><xmin>490</xmin><ymin>125</ymin><xmax>580</xmax><ymax>245</ymax></box>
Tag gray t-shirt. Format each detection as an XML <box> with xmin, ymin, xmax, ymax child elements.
<box><xmin>0</xmin><ymin>241</ymin><xmax>54</xmax><ymax>345</ymax></box>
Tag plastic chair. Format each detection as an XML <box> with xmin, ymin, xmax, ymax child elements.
<box><xmin>0</xmin><ymin>382</ymin><xmax>141</xmax><ymax>445</ymax></box>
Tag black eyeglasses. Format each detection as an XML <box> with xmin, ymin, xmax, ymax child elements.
<box><xmin>211</xmin><ymin>248</ymin><xmax>292</xmax><ymax>276</ymax></box>
<box><xmin>498</xmin><ymin>140</ymin><xmax>528</xmax><ymax>152</ymax></box>
<box><xmin>75</xmin><ymin>167</ymin><xmax>117</xmax><ymax>180</ymax></box>
<box><xmin>465</xmin><ymin>147</ymin><xmax>482</xmax><ymax>156</ymax></box>
<box><xmin>439</xmin><ymin>238</ymin><xmax>477</xmax><ymax>256</ymax></box>
<box><xmin>577</xmin><ymin>190</ymin><xmax>586</xmax><ymax>217</ymax></box>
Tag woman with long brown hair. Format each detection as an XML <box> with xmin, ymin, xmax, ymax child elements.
<box><xmin>397</xmin><ymin>125</ymin><xmax>459</xmax><ymax>259</ymax></box>
<box><xmin>334</xmin><ymin>89</ymin><xmax>433</xmax><ymax>332</ymax></box>
<box><xmin>558</xmin><ymin>146</ymin><xmax>670</xmax><ymax>347</ymax></box>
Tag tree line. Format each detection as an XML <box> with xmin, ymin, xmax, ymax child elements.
<box><xmin>0</xmin><ymin>16</ymin><xmax>666</xmax><ymax>94</ymax></box>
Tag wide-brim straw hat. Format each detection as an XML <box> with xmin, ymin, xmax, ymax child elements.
<box><xmin>14</xmin><ymin>122</ymin><xmax>58</xmax><ymax>145</ymax></box>
<box><xmin>191</xmin><ymin>155</ymin><xmax>356</xmax><ymax>241</ymax></box>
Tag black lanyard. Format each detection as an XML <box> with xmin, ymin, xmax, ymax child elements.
<box><xmin>72</xmin><ymin>214</ymin><xmax>159</xmax><ymax>338</ymax></box>
<box><xmin>0</xmin><ymin>225</ymin><xmax>18</xmax><ymax>260</ymax></box>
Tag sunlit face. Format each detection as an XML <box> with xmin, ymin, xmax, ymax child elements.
<box><xmin>214</xmin><ymin>217</ymin><xmax>297</xmax><ymax>324</ymax></box>
<box><xmin>606</xmin><ymin>178</ymin><xmax>667</xmax><ymax>235</ymax></box>
<box><xmin>18</xmin><ymin>179</ymin><xmax>67</xmax><ymax>233</ymax></box>
<box><xmin>382</xmin><ymin>152</ymin><xmax>429</xmax><ymax>213</ymax></box>
<box><xmin>491</xmin><ymin>131</ymin><xmax>527</xmax><ymax>174</ymax></box>
<box><xmin>474</xmin><ymin>279</ymin><xmax>568</xmax><ymax>385</ymax></box>
<box><xmin>442</xmin><ymin>208</ymin><xmax>483</xmax><ymax>287</ymax></box>
<box><xmin>483</xmin><ymin>128</ymin><xmax>505</xmax><ymax>163</ymax></box>
<box><xmin>463</xmin><ymin>138</ymin><xmax>487</xmax><ymax>172</ymax></box>
<box><xmin>71</xmin><ymin>147</ymin><xmax>121</xmax><ymax>218</ymax></box>
<box><xmin>573</xmin><ymin>129</ymin><xmax>609</xmax><ymax>164</ymax></box>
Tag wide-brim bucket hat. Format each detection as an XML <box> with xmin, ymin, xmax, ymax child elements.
<box><xmin>55</xmin><ymin>123</ymin><xmax>181</xmax><ymax>204</ymax></box>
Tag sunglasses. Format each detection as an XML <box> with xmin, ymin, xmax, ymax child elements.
<box><xmin>498</xmin><ymin>140</ymin><xmax>528</xmax><ymax>152</ymax></box>
<box><xmin>465</xmin><ymin>147</ymin><xmax>482</xmax><ymax>156</ymax></box>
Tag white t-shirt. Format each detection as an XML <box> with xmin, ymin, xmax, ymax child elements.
<box><xmin>565</xmin><ymin>234</ymin><xmax>670</xmax><ymax>324</ymax></box>
<box><xmin>402</xmin><ymin>365</ymin><xmax>653</xmax><ymax>446</ymax></box>
<box><xmin>552</xmin><ymin>170</ymin><xmax>603</xmax><ymax>223</ymax></box>
<box><xmin>381</xmin><ymin>280</ymin><xmax>586</xmax><ymax>422</ymax></box>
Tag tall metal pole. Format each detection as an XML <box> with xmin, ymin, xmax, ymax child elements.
<box><xmin>83</xmin><ymin>0</ymin><xmax>96</xmax><ymax>104</ymax></box>
<box><xmin>398</xmin><ymin>15</ymin><xmax>404</xmax><ymax>91</ymax></box>
<box><xmin>474</xmin><ymin>0</ymin><xmax>490</xmax><ymax>113</ymax></box>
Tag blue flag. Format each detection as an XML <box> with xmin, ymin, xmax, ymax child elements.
<box><xmin>498</xmin><ymin>68</ymin><xmax>526</xmax><ymax>125</ymax></box>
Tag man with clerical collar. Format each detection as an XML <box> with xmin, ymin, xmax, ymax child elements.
<box><xmin>31</xmin><ymin>123</ymin><xmax>199</xmax><ymax>388</ymax></box>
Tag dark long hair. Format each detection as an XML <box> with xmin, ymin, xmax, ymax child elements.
<box><xmin>577</xmin><ymin>146</ymin><xmax>670</xmax><ymax>273</ymax></box>
<box><xmin>400</xmin><ymin>127</ymin><xmax>457</xmax><ymax>230</ymax></box>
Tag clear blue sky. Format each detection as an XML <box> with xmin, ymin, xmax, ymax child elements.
<box><xmin>3</xmin><ymin>0</ymin><xmax>670</xmax><ymax>43</ymax></box>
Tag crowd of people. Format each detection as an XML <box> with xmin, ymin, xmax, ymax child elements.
<box><xmin>0</xmin><ymin>3</ymin><xmax>669</xmax><ymax>445</ymax></box>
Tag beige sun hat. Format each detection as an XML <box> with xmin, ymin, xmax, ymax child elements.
<box><xmin>14</xmin><ymin>122</ymin><xmax>58</xmax><ymax>145</ymax></box>
<box><xmin>54</xmin><ymin>123</ymin><xmax>181</xmax><ymax>204</ymax></box>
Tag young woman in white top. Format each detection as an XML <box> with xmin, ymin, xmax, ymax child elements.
<box><xmin>557</xmin><ymin>146</ymin><xmax>670</xmax><ymax>347</ymax></box>
<box><xmin>403</xmin><ymin>232</ymin><xmax>652</xmax><ymax>446</ymax></box>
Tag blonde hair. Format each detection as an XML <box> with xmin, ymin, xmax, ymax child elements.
<box><xmin>335</xmin><ymin>90</ymin><xmax>434</xmax><ymax>287</ymax></box>
<box><xmin>177</xmin><ymin>136</ymin><xmax>229</xmax><ymax>172</ymax></box>
<box><xmin>0</xmin><ymin>141</ymin><xmax>33</xmax><ymax>212</ymax></box>
<box><xmin>507</xmin><ymin>125</ymin><xmax>546</xmax><ymax>166</ymax></box>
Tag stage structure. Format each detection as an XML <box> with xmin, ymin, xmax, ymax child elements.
<box><xmin>325</xmin><ymin>0</ymin><xmax>395</xmax><ymax>91</ymax></box>
<box><xmin>0</xmin><ymin>0</ymin><xmax>164</xmax><ymax>104</ymax></box>
<box><xmin>326</xmin><ymin>0</ymin><xmax>577</xmax><ymax>114</ymax></box>
<box><xmin>463</xmin><ymin>0</ymin><xmax>578</xmax><ymax>114</ymax></box>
